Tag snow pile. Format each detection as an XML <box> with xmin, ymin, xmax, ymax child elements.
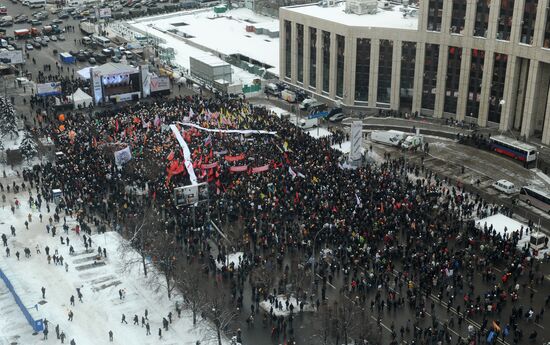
<box><xmin>259</xmin><ymin>295</ymin><xmax>315</xmax><ymax>317</ymax></box>
<box><xmin>0</xmin><ymin>185</ymin><xmax>227</xmax><ymax>345</ymax></box>
<box><xmin>215</xmin><ymin>252</ymin><xmax>244</xmax><ymax>270</ymax></box>
<box><xmin>306</xmin><ymin>127</ymin><xmax>332</xmax><ymax>139</ymax></box>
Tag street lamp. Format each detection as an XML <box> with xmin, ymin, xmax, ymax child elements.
<box><xmin>310</xmin><ymin>226</ymin><xmax>330</xmax><ymax>297</ymax></box>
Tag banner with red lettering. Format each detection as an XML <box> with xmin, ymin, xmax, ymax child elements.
<box><xmin>225</xmin><ymin>154</ymin><xmax>245</xmax><ymax>162</ymax></box>
<box><xmin>251</xmin><ymin>164</ymin><xmax>270</xmax><ymax>173</ymax></box>
<box><xmin>201</xmin><ymin>162</ymin><xmax>219</xmax><ymax>169</ymax></box>
<box><xmin>229</xmin><ymin>165</ymin><xmax>248</xmax><ymax>172</ymax></box>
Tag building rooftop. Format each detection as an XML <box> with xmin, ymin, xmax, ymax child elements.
<box><xmin>284</xmin><ymin>1</ymin><xmax>419</xmax><ymax>30</ymax></box>
<box><xmin>191</xmin><ymin>54</ymin><xmax>230</xmax><ymax>67</ymax></box>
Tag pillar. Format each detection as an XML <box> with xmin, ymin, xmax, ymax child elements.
<box><xmin>541</xmin><ymin>86</ymin><xmax>550</xmax><ymax>144</ymax></box>
<box><xmin>500</xmin><ymin>56</ymin><xmax>519</xmax><ymax>131</ymax></box>
<box><xmin>434</xmin><ymin>45</ymin><xmax>448</xmax><ymax>118</ymax></box>
<box><xmin>441</xmin><ymin>0</ymin><xmax>453</xmax><ymax>34</ymax></box>
<box><xmin>514</xmin><ymin>60</ymin><xmax>530</xmax><ymax>129</ymax></box>
<box><xmin>316</xmin><ymin>29</ymin><xmax>323</xmax><ymax>94</ymax></box>
<box><xmin>521</xmin><ymin>60</ymin><xmax>541</xmax><ymax>137</ymax></box>
<box><xmin>279</xmin><ymin>19</ymin><xmax>287</xmax><ymax>81</ymax></box>
<box><xmin>369</xmin><ymin>39</ymin><xmax>380</xmax><ymax>107</ymax></box>
<box><xmin>329</xmin><ymin>32</ymin><xmax>337</xmax><ymax>98</ymax></box>
<box><xmin>390</xmin><ymin>40</ymin><xmax>402</xmax><ymax>111</ymax></box>
<box><xmin>411</xmin><ymin>43</ymin><xmax>425</xmax><ymax>114</ymax></box>
<box><xmin>303</xmin><ymin>26</ymin><xmax>311</xmax><ymax>88</ymax></box>
<box><xmin>343</xmin><ymin>35</ymin><xmax>355</xmax><ymax>106</ymax></box>
<box><xmin>487</xmin><ymin>0</ymin><xmax>501</xmax><ymax>39</ymax></box>
<box><xmin>463</xmin><ymin>0</ymin><xmax>477</xmax><ymax>36</ymax></box>
<box><xmin>478</xmin><ymin>51</ymin><xmax>494</xmax><ymax>126</ymax></box>
<box><xmin>456</xmin><ymin>48</ymin><xmax>471</xmax><ymax>121</ymax></box>
<box><xmin>510</xmin><ymin>0</ymin><xmax>525</xmax><ymax>44</ymax></box>
<box><xmin>290</xmin><ymin>22</ymin><xmax>297</xmax><ymax>84</ymax></box>
<box><xmin>532</xmin><ymin>0</ymin><xmax>549</xmax><ymax>47</ymax></box>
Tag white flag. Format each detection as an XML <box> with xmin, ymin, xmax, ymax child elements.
<box><xmin>114</xmin><ymin>147</ymin><xmax>132</xmax><ymax>166</ymax></box>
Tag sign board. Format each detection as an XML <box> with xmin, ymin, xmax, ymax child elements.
<box><xmin>307</xmin><ymin>111</ymin><xmax>329</xmax><ymax>120</ymax></box>
<box><xmin>150</xmin><ymin>76</ymin><xmax>171</xmax><ymax>92</ymax></box>
<box><xmin>0</xmin><ymin>50</ymin><xmax>25</xmax><ymax>64</ymax></box>
<box><xmin>174</xmin><ymin>182</ymin><xmax>208</xmax><ymax>207</ymax></box>
<box><xmin>350</xmin><ymin>120</ymin><xmax>363</xmax><ymax>162</ymax></box>
<box><xmin>91</xmin><ymin>68</ymin><xmax>103</xmax><ymax>103</ymax></box>
<box><xmin>97</xmin><ymin>7</ymin><xmax>112</xmax><ymax>18</ymax></box>
<box><xmin>36</xmin><ymin>82</ymin><xmax>62</xmax><ymax>96</ymax></box>
<box><xmin>52</xmin><ymin>189</ymin><xmax>63</xmax><ymax>205</ymax></box>
<box><xmin>114</xmin><ymin>146</ymin><xmax>132</xmax><ymax>166</ymax></box>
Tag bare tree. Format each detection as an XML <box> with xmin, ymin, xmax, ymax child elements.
<box><xmin>175</xmin><ymin>260</ymin><xmax>209</xmax><ymax>326</ymax></box>
<box><xmin>146</xmin><ymin>226</ymin><xmax>180</xmax><ymax>300</ymax></box>
<box><xmin>202</xmin><ymin>284</ymin><xmax>239</xmax><ymax>345</ymax></box>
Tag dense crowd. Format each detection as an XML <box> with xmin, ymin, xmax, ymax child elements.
<box><xmin>13</xmin><ymin>93</ymin><xmax>549</xmax><ymax>344</ymax></box>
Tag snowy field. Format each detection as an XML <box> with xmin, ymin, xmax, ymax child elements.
<box><xmin>215</xmin><ymin>252</ymin><xmax>244</xmax><ymax>270</ymax></box>
<box><xmin>0</xmin><ymin>186</ymin><xmax>226</xmax><ymax>345</ymax></box>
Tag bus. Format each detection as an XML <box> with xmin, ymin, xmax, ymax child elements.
<box><xmin>489</xmin><ymin>135</ymin><xmax>537</xmax><ymax>162</ymax></box>
<box><xmin>519</xmin><ymin>186</ymin><xmax>550</xmax><ymax>213</ymax></box>
<box><xmin>91</xmin><ymin>34</ymin><xmax>110</xmax><ymax>47</ymax></box>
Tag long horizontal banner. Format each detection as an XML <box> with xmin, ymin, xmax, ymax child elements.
<box><xmin>177</xmin><ymin>122</ymin><xmax>277</xmax><ymax>135</ymax></box>
<box><xmin>225</xmin><ymin>154</ymin><xmax>245</xmax><ymax>162</ymax></box>
<box><xmin>229</xmin><ymin>165</ymin><xmax>248</xmax><ymax>172</ymax></box>
<box><xmin>200</xmin><ymin>162</ymin><xmax>219</xmax><ymax>169</ymax></box>
<box><xmin>251</xmin><ymin>164</ymin><xmax>269</xmax><ymax>173</ymax></box>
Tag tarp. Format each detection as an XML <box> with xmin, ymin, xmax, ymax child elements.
<box><xmin>77</xmin><ymin>67</ymin><xmax>93</xmax><ymax>80</ymax></box>
<box><xmin>71</xmin><ymin>88</ymin><xmax>93</xmax><ymax>109</ymax></box>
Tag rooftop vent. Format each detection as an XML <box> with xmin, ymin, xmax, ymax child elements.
<box><xmin>345</xmin><ymin>0</ymin><xmax>377</xmax><ymax>14</ymax></box>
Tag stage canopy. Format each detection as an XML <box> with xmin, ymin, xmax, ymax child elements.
<box><xmin>72</xmin><ymin>88</ymin><xmax>93</xmax><ymax>109</ymax></box>
<box><xmin>76</xmin><ymin>63</ymin><xmax>139</xmax><ymax>80</ymax></box>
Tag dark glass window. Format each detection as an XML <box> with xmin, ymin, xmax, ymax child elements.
<box><xmin>355</xmin><ymin>38</ymin><xmax>371</xmax><ymax>102</ymax></box>
<box><xmin>422</xmin><ymin>44</ymin><xmax>439</xmax><ymax>110</ymax></box>
<box><xmin>444</xmin><ymin>46</ymin><xmax>462</xmax><ymax>114</ymax></box>
<box><xmin>427</xmin><ymin>0</ymin><xmax>444</xmax><ymax>31</ymax></box>
<box><xmin>297</xmin><ymin>24</ymin><xmax>304</xmax><ymax>83</ymax></box>
<box><xmin>488</xmin><ymin>53</ymin><xmax>508</xmax><ymax>123</ymax></box>
<box><xmin>400</xmin><ymin>42</ymin><xmax>416</xmax><ymax>108</ymax></box>
<box><xmin>497</xmin><ymin>0</ymin><xmax>514</xmax><ymax>40</ymax></box>
<box><xmin>284</xmin><ymin>20</ymin><xmax>291</xmax><ymax>78</ymax></box>
<box><xmin>520</xmin><ymin>0</ymin><xmax>537</xmax><ymax>44</ymax></box>
<box><xmin>545</xmin><ymin>6</ymin><xmax>550</xmax><ymax>48</ymax></box>
<box><xmin>451</xmin><ymin>0</ymin><xmax>467</xmax><ymax>34</ymax></box>
<box><xmin>322</xmin><ymin>31</ymin><xmax>330</xmax><ymax>92</ymax></box>
<box><xmin>309</xmin><ymin>27</ymin><xmax>317</xmax><ymax>88</ymax></box>
<box><xmin>336</xmin><ymin>35</ymin><xmax>345</xmax><ymax>97</ymax></box>
<box><xmin>377</xmin><ymin>40</ymin><xmax>393</xmax><ymax>104</ymax></box>
<box><xmin>474</xmin><ymin>0</ymin><xmax>490</xmax><ymax>37</ymax></box>
<box><xmin>466</xmin><ymin>49</ymin><xmax>485</xmax><ymax>118</ymax></box>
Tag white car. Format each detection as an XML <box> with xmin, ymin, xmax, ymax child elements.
<box><xmin>34</xmin><ymin>36</ymin><xmax>42</xmax><ymax>42</ymax></box>
<box><xmin>58</xmin><ymin>34</ymin><xmax>65</xmax><ymax>41</ymax></box>
<box><xmin>43</xmin><ymin>36</ymin><xmax>50</xmax><ymax>42</ymax></box>
<box><xmin>492</xmin><ymin>179</ymin><xmax>517</xmax><ymax>194</ymax></box>
<box><xmin>50</xmin><ymin>35</ymin><xmax>57</xmax><ymax>41</ymax></box>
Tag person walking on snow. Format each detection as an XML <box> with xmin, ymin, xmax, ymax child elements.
<box><xmin>121</xmin><ymin>314</ymin><xmax>128</xmax><ymax>324</ymax></box>
<box><xmin>109</xmin><ymin>330</ymin><xmax>113</xmax><ymax>342</ymax></box>
<box><xmin>41</xmin><ymin>287</ymin><xmax>46</xmax><ymax>299</ymax></box>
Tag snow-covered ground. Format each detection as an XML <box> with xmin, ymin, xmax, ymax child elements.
<box><xmin>0</xmin><ymin>184</ymin><xmax>227</xmax><ymax>345</ymax></box>
<box><xmin>259</xmin><ymin>295</ymin><xmax>315</xmax><ymax>317</ymax></box>
<box><xmin>305</xmin><ymin>127</ymin><xmax>332</xmax><ymax>139</ymax></box>
<box><xmin>215</xmin><ymin>252</ymin><xmax>243</xmax><ymax>270</ymax></box>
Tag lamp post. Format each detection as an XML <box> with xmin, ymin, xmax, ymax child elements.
<box><xmin>310</xmin><ymin>226</ymin><xmax>330</xmax><ymax>297</ymax></box>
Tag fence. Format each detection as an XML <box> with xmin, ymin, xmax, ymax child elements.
<box><xmin>0</xmin><ymin>268</ymin><xmax>44</xmax><ymax>333</ymax></box>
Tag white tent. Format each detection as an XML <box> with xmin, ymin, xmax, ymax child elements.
<box><xmin>77</xmin><ymin>67</ymin><xmax>92</xmax><ymax>80</ymax></box>
<box><xmin>72</xmin><ymin>88</ymin><xmax>93</xmax><ymax>109</ymax></box>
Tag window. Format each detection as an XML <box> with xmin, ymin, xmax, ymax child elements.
<box><xmin>474</xmin><ymin>0</ymin><xmax>490</xmax><ymax>37</ymax></box>
<box><xmin>355</xmin><ymin>38</ymin><xmax>371</xmax><ymax>102</ymax></box>
<box><xmin>450</xmin><ymin>0</ymin><xmax>467</xmax><ymax>34</ymax></box>
<box><xmin>427</xmin><ymin>0</ymin><xmax>444</xmax><ymax>31</ymax></box>
<box><xmin>520</xmin><ymin>0</ymin><xmax>537</xmax><ymax>44</ymax></box>
<box><xmin>309</xmin><ymin>27</ymin><xmax>317</xmax><ymax>88</ymax></box>
<box><xmin>400</xmin><ymin>42</ymin><xmax>416</xmax><ymax>108</ymax></box>
<box><xmin>444</xmin><ymin>46</ymin><xmax>462</xmax><ymax>114</ymax></box>
<box><xmin>422</xmin><ymin>44</ymin><xmax>439</xmax><ymax>111</ymax></box>
<box><xmin>497</xmin><ymin>0</ymin><xmax>514</xmax><ymax>40</ymax></box>
<box><xmin>297</xmin><ymin>24</ymin><xmax>304</xmax><ymax>83</ymax></box>
<box><xmin>377</xmin><ymin>40</ymin><xmax>393</xmax><ymax>104</ymax></box>
<box><xmin>466</xmin><ymin>49</ymin><xmax>485</xmax><ymax>118</ymax></box>
<box><xmin>322</xmin><ymin>31</ymin><xmax>330</xmax><ymax>92</ymax></box>
<box><xmin>284</xmin><ymin>20</ymin><xmax>291</xmax><ymax>78</ymax></box>
<box><xmin>488</xmin><ymin>53</ymin><xmax>508</xmax><ymax>123</ymax></box>
<box><xmin>336</xmin><ymin>35</ymin><xmax>345</xmax><ymax>97</ymax></box>
<box><xmin>545</xmin><ymin>6</ymin><xmax>550</xmax><ymax>48</ymax></box>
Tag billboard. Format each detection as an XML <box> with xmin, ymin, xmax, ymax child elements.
<box><xmin>97</xmin><ymin>7</ymin><xmax>112</xmax><ymax>18</ymax></box>
<box><xmin>0</xmin><ymin>50</ymin><xmax>25</xmax><ymax>64</ymax></box>
<box><xmin>350</xmin><ymin>120</ymin><xmax>363</xmax><ymax>162</ymax></box>
<box><xmin>91</xmin><ymin>68</ymin><xmax>103</xmax><ymax>103</ymax></box>
<box><xmin>36</xmin><ymin>82</ymin><xmax>62</xmax><ymax>96</ymax></box>
<box><xmin>150</xmin><ymin>76</ymin><xmax>170</xmax><ymax>92</ymax></box>
<box><xmin>174</xmin><ymin>182</ymin><xmax>208</xmax><ymax>207</ymax></box>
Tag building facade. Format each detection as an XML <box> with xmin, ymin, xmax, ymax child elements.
<box><xmin>279</xmin><ymin>0</ymin><xmax>550</xmax><ymax>144</ymax></box>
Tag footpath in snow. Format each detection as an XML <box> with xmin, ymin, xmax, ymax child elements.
<box><xmin>0</xmin><ymin>183</ymin><xmax>225</xmax><ymax>345</ymax></box>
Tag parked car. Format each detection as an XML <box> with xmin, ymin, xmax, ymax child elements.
<box><xmin>40</xmin><ymin>40</ymin><xmax>47</xmax><ymax>46</ymax></box>
<box><xmin>30</xmin><ymin>19</ymin><xmax>42</xmax><ymax>25</ymax></box>
<box><xmin>58</xmin><ymin>12</ymin><xmax>69</xmax><ymax>19</ymax></box>
<box><xmin>76</xmin><ymin>53</ymin><xmax>86</xmax><ymax>61</ymax></box>
<box><xmin>32</xmin><ymin>41</ymin><xmax>41</xmax><ymax>49</ymax></box>
<box><xmin>25</xmin><ymin>43</ymin><xmax>33</xmax><ymax>50</ymax></box>
<box><xmin>51</xmin><ymin>18</ymin><xmax>63</xmax><ymax>24</ymax></box>
<box><xmin>58</xmin><ymin>34</ymin><xmax>65</xmax><ymax>40</ymax></box>
<box><xmin>50</xmin><ymin>35</ymin><xmax>57</xmax><ymax>41</ymax></box>
<box><xmin>111</xmin><ymin>56</ymin><xmax>120</xmax><ymax>63</ymax></box>
<box><xmin>88</xmin><ymin>57</ymin><xmax>96</xmax><ymax>64</ymax></box>
<box><xmin>42</xmin><ymin>35</ymin><xmax>49</xmax><ymax>42</ymax></box>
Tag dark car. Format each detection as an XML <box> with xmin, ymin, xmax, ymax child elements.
<box><xmin>76</xmin><ymin>53</ymin><xmax>87</xmax><ymax>61</ymax></box>
<box><xmin>30</xmin><ymin>19</ymin><xmax>42</xmax><ymax>25</ymax></box>
<box><xmin>40</xmin><ymin>40</ymin><xmax>47</xmax><ymax>47</ymax></box>
<box><xmin>58</xmin><ymin>12</ymin><xmax>69</xmax><ymax>19</ymax></box>
<box><xmin>111</xmin><ymin>56</ymin><xmax>120</xmax><ymax>63</ymax></box>
<box><xmin>32</xmin><ymin>41</ymin><xmax>41</xmax><ymax>49</ymax></box>
<box><xmin>93</xmin><ymin>53</ymin><xmax>107</xmax><ymax>63</ymax></box>
<box><xmin>88</xmin><ymin>57</ymin><xmax>96</xmax><ymax>64</ymax></box>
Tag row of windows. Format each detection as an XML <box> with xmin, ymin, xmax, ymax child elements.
<box><xmin>429</xmin><ymin>0</ymin><xmax>550</xmax><ymax>48</ymax></box>
<box><xmin>283</xmin><ymin>28</ymin><xmax>514</xmax><ymax>123</ymax></box>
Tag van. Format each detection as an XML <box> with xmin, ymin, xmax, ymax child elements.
<box><xmin>492</xmin><ymin>179</ymin><xmax>517</xmax><ymax>194</ymax></box>
<box><xmin>307</xmin><ymin>102</ymin><xmax>327</xmax><ymax>114</ymax></box>
<box><xmin>264</xmin><ymin>83</ymin><xmax>280</xmax><ymax>97</ymax></box>
<box><xmin>281</xmin><ymin>89</ymin><xmax>296</xmax><ymax>103</ymax></box>
<box><xmin>299</xmin><ymin>98</ymin><xmax>317</xmax><ymax>110</ymax></box>
<box><xmin>299</xmin><ymin>118</ymin><xmax>319</xmax><ymax>129</ymax></box>
<box><xmin>82</xmin><ymin>36</ymin><xmax>91</xmax><ymax>45</ymax></box>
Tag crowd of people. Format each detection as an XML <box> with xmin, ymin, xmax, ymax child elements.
<box><xmin>6</xmin><ymin>92</ymin><xmax>549</xmax><ymax>344</ymax></box>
